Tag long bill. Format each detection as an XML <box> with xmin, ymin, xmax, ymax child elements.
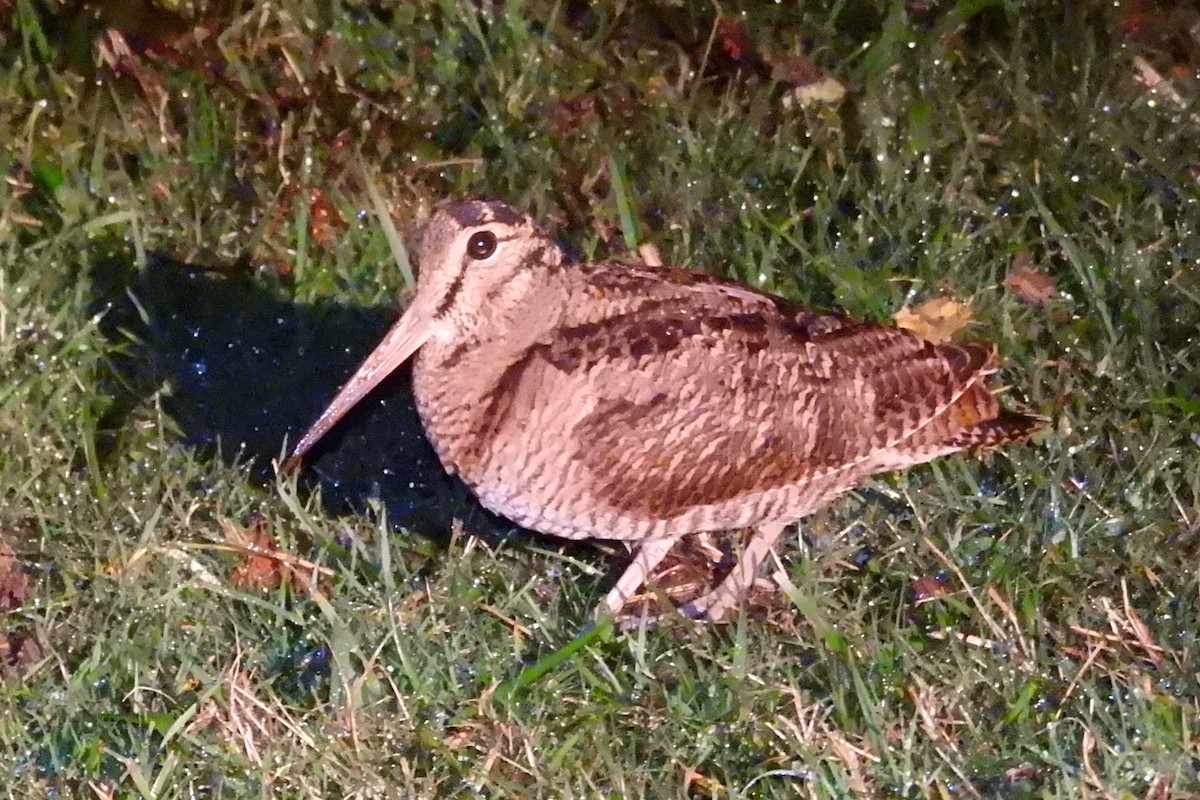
<box><xmin>283</xmin><ymin>302</ymin><xmax>434</xmax><ymax>469</ymax></box>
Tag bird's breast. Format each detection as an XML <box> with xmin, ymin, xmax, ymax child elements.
<box><xmin>412</xmin><ymin>339</ymin><xmax>565</xmax><ymax>473</ymax></box>
<box><xmin>411</xmin><ymin>339</ymin><xmax>620</xmax><ymax>537</ymax></box>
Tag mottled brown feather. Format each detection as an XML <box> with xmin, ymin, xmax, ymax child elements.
<box><xmin>562</xmin><ymin>294</ymin><xmax>1008</xmax><ymax>520</ymax></box>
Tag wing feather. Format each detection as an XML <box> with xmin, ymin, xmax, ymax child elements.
<box><xmin>542</xmin><ymin>266</ymin><xmax>1016</xmax><ymax>519</ymax></box>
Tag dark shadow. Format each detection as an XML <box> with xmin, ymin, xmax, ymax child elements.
<box><xmin>86</xmin><ymin>246</ymin><xmax>518</xmax><ymax>545</ymax></box>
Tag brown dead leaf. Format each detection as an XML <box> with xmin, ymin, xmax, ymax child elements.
<box><xmin>224</xmin><ymin>518</ymin><xmax>312</xmax><ymax>594</ymax></box>
<box><xmin>547</xmin><ymin>91</ymin><xmax>598</xmax><ymax>138</ymax></box>
<box><xmin>770</xmin><ymin>52</ymin><xmax>826</xmax><ymax>86</ymax></box>
<box><xmin>1005</xmin><ymin>250</ymin><xmax>1056</xmax><ymax>304</ymax></box>
<box><xmin>307</xmin><ymin>187</ymin><xmax>343</xmax><ymax>250</ymax></box>
<box><xmin>1118</xmin><ymin>0</ymin><xmax>1164</xmax><ymax>40</ymax></box>
<box><xmin>698</xmin><ymin>16</ymin><xmax>771</xmax><ymax>84</ymax></box>
<box><xmin>1144</xmin><ymin>772</ymin><xmax>1173</xmax><ymax>800</ymax></box>
<box><xmin>1003</xmin><ymin>764</ymin><xmax>1040</xmax><ymax>784</ymax></box>
<box><xmin>637</xmin><ymin>242</ymin><xmax>664</xmax><ymax>267</ymax></box>
<box><xmin>893</xmin><ymin>297</ymin><xmax>974</xmax><ymax>343</ymax></box>
<box><xmin>908</xmin><ymin>574</ymin><xmax>950</xmax><ymax>603</ymax></box>
<box><xmin>772</xmin><ymin>53</ymin><xmax>846</xmax><ymax>107</ymax></box>
<box><xmin>682</xmin><ymin>766</ymin><xmax>727</xmax><ymax>795</ymax></box>
<box><xmin>1</xmin><ymin>632</ymin><xmax>40</xmax><ymax>669</ymax></box>
<box><xmin>0</xmin><ymin>535</ymin><xmax>31</xmax><ymax>612</ymax></box>
<box><xmin>0</xmin><ymin>533</ymin><xmax>39</xmax><ymax>671</ymax></box>
<box><xmin>713</xmin><ymin>17</ymin><xmax>759</xmax><ymax>67</ymax></box>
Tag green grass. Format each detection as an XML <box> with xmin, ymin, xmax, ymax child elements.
<box><xmin>2</xmin><ymin>0</ymin><xmax>1199</xmax><ymax>796</ymax></box>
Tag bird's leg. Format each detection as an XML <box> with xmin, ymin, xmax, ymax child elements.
<box><xmin>680</xmin><ymin>520</ymin><xmax>789</xmax><ymax>621</ymax></box>
<box><xmin>601</xmin><ymin>537</ymin><xmax>677</xmax><ymax>617</ymax></box>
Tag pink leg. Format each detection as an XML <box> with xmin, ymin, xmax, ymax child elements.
<box><xmin>602</xmin><ymin>537</ymin><xmax>676</xmax><ymax>617</ymax></box>
<box><xmin>680</xmin><ymin>521</ymin><xmax>788</xmax><ymax>621</ymax></box>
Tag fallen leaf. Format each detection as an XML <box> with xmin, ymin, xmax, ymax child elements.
<box><xmin>1144</xmin><ymin>773</ymin><xmax>1173</xmax><ymax>800</ymax></box>
<box><xmin>1117</xmin><ymin>0</ymin><xmax>1164</xmax><ymax>40</ymax></box>
<box><xmin>770</xmin><ymin>52</ymin><xmax>826</xmax><ymax>86</ymax></box>
<box><xmin>308</xmin><ymin>187</ymin><xmax>343</xmax><ymax>250</ymax></box>
<box><xmin>443</xmin><ymin>725</ymin><xmax>476</xmax><ymax>750</ymax></box>
<box><xmin>893</xmin><ymin>297</ymin><xmax>974</xmax><ymax>343</ymax></box>
<box><xmin>682</xmin><ymin>766</ymin><xmax>726</xmax><ymax>795</ymax></box>
<box><xmin>546</xmin><ymin>91</ymin><xmax>598</xmax><ymax>138</ymax></box>
<box><xmin>224</xmin><ymin>518</ymin><xmax>312</xmax><ymax>593</ymax></box>
<box><xmin>0</xmin><ymin>535</ymin><xmax>31</xmax><ymax>612</ymax></box>
<box><xmin>701</xmin><ymin>16</ymin><xmax>768</xmax><ymax>82</ymax></box>
<box><xmin>637</xmin><ymin>242</ymin><xmax>664</xmax><ymax>267</ymax></box>
<box><xmin>1005</xmin><ymin>252</ymin><xmax>1056</xmax><ymax>305</ymax></box>
<box><xmin>1003</xmin><ymin>764</ymin><xmax>1040</xmax><ymax>783</ymax></box>
<box><xmin>772</xmin><ymin>53</ymin><xmax>846</xmax><ymax>107</ymax></box>
<box><xmin>2</xmin><ymin>632</ymin><xmax>40</xmax><ymax>669</ymax></box>
<box><xmin>909</xmin><ymin>574</ymin><xmax>950</xmax><ymax>603</ymax></box>
<box><xmin>713</xmin><ymin>17</ymin><xmax>759</xmax><ymax>66</ymax></box>
<box><xmin>0</xmin><ymin>533</ymin><xmax>39</xmax><ymax>671</ymax></box>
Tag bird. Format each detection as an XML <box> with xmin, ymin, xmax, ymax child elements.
<box><xmin>287</xmin><ymin>198</ymin><xmax>1044</xmax><ymax>622</ymax></box>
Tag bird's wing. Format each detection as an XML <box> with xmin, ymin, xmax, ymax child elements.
<box><xmin>536</xmin><ymin>265</ymin><xmax>998</xmax><ymax>519</ymax></box>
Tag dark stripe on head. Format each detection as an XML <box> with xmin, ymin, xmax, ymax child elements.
<box><xmin>434</xmin><ymin>256</ymin><xmax>467</xmax><ymax>318</ymax></box>
<box><xmin>445</xmin><ymin>199</ymin><xmax>527</xmax><ymax>228</ymax></box>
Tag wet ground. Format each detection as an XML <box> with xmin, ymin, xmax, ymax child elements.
<box><xmin>88</xmin><ymin>249</ymin><xmax>517</xmax><ymax>543</ymax></box>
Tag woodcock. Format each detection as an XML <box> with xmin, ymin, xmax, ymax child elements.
<box><xmin>289</xmin><ymin>199</ymin><xmax>1044</xmax><ymax>621</ymax></box>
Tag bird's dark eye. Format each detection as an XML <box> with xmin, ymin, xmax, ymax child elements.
<box><xmin>467</xmin><ymin>231</ymin><xmax>498</xmax><ymax>260</ymax></box>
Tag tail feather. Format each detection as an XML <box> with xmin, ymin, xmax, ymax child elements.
<box><xmin>911</xmin><ymin>343</ymin><xmax>1045</xmax><ymax>451</ymax></box>
<box><xmin>863</xmin><ymin>335</ymin><xmax>1044</xmax><ymax>472</ymax></box>
<box><xmin>943</xmin><ymin>409</ymin><xmax>1047</xmax><ymax>450</ymax></box>
<box><xmin>940</xmin><ymin>341</ymin><xmax>997</xmax><ymax>385</ymax></box>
